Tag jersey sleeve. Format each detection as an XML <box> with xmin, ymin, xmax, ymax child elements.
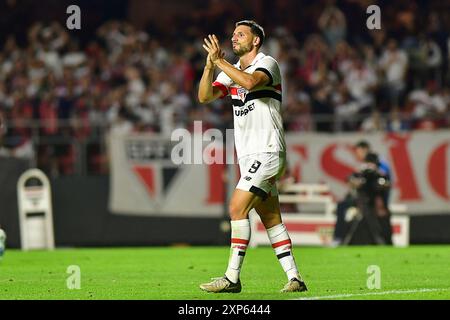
<box><xmin>212</xmin><ymin>71</ymin><xmax>233</xmax><ymax>99</ymax></box>
<box><xmin>253</xmin><ymin>56</ymin><xmax>281</xmax><ymax>87</ymax></box>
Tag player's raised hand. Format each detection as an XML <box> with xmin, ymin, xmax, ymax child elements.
<box><xmin>203</xmin><ymin>34</ymin><xmax>224</xmax><ymax>64</ymax></box>
<box><xmin>212</xmin><ymin>35</ymin><xmax>225</xmax><ymax>60</ymax></box>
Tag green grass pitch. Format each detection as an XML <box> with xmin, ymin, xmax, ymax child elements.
<box><xmin>1</xmin><ymin>245</ymin><xmax>450</xmax><ymax>300</ymax></box>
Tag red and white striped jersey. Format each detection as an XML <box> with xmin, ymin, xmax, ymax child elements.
<box><xmin>212</xmin><ymin>52</ymin><xmax>286</xmax><ymax>159</ymax></box>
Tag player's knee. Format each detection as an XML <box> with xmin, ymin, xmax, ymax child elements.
<box><xmin>228</xmin><ymin>202</ymin><xmax>246</xmax><ymax>220</ymax></box>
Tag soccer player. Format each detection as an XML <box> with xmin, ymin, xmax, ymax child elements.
<box><xmin>197</xmin><ymin>20</ymin><xmax>307</xmax><ymax>293</ymax></box>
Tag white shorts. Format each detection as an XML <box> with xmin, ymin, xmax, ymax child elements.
<box><xmin>236</xmin><ymin>152</ymin><xmax>286</xmax><ymax>200</ymax></box>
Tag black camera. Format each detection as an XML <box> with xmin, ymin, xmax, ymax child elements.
<box><xmin>349</xmin><ymin>153</ymin><xmax>390</xmax><ymax>198</ymax></box>
<box><xmin>355</xmin><ymin>167</ymin><xmax>390</xmax><ymax>196</ymax></box>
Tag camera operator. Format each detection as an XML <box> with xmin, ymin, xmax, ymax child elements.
<box><xmin>354</xmin><ymin>140</ymin><xmax>391</xmax><ymax>182</ymax></box>
<box><xmin>347</xmin><ymin>152</ymin><xmax>393</xmax><ymax>245</ymax></box>
<box><xmin>332</xmin><ymin>148</ymin><xmax>393</xmax><ymax>246</ymax></box>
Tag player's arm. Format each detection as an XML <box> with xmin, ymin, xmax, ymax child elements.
<box><xmin>198</xmin><ymin>58</ymin><xmax>224</xmax><ymax>104</ymax></box>
<box><xmin>215</xmin><ymin>59</ymin><xmax>269</xmax><ymax>91</ymax></box>
<box><xmin>203</xmin><ymin>35</ymin><xmax>270</xmax><ymax>90</ymax></box>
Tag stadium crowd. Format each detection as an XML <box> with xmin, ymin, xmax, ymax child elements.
<box><xmin>0</xmin><ymin>0</ymin><xmax>449</xmax><ymax>175</ymax></box>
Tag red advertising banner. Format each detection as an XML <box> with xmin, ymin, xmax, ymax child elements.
<box><xmin>285</xmin><ymin>131</ymin><xmax>450</xmax><ymax>214</ymax></box>
<box><xmin>109</xmin><ymin>131</ymin><xmax>450</xmax><ymax>216</ymax></box>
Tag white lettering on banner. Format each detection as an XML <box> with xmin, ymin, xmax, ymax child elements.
<box><xmin>109</xmin><ymin>130</ymin><xmax>450</xmax><ymax>216</ymax></box>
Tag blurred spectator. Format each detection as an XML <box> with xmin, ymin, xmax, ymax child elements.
<box><xmin>386</xmin><ymin>108</ymin><xmax>411</xmax><ymax>132</ymax></box>
<box><xmin>0</xmin><ymin>0</ymin><xmax>448</xmax><ymax>176</ymax></box>
<box><xmin>378</xmin><ymin>39</ymin><xmax>409</xmax><ymax>110</ymax></box>
<box><xmin>420</xmin><ymin>38</ymin><xmax>442</xmax><ymax>82</ymax></box>
<box><xmin>311</xmin><ymin>85</ymin><xmax>334</xmax><ymax>132</ymax></box>
<box><xmin>344</xmin><ymin>54</ymin><xmax>377</xmax><ymax>109</ymax></box>
<box><xmin>360</xmin><ymin>110</ymin><xmax>386</xmax><ymax>133</ymax></box>
<box><xmin>318</xmin><ymin>0</ymin><xmax>347</xmax><ymax>50</ymax></box>
<box><xmin>333</xmin><ymin>84</ymin><xmax>364</xmax><ymax>131</ymax></box>
<box><xmin>408</xmin><ymin>81</ymin><xmax>447</xmax><ymax>129</ymax></box>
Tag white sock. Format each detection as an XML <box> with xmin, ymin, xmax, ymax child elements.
<box><xmin>267</xmin><ymin>223</ymin><xmax>302</xmax><ymax>281</ymax></box>
<box><xmin>225</xmin><ymin>219</ymin><xmax>250</xmax><ymax>283</ymax></box>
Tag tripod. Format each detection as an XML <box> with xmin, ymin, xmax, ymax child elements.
<box><xmin>342</xmin><ymin>194</ymin><xmax>387</xmax><ymax>245</ymax></box>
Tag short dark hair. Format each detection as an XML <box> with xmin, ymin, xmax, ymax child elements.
<box><xmin>235</xmin><ymin>20</ymin><xmax>265</xmax><ymax>48</ymax></box>
<box><xmin>365</xmin><ymin>152</ymin><xmax>380</xmax><ymax>166</ymax></box>
<box><xmin>355</xmin><ymin>140</ymin><xmax>370</xmax><ymax>149</ymax></box>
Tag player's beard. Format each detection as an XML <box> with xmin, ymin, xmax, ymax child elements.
<box><xmin>232</xmin><ymin>42</ymin><xmax>253</xmax><ymax>57</ymax></box>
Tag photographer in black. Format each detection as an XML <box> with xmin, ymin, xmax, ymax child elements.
<box><xmin>332</xmin><ymin>152</ymin><xmax>393</xmax><ymax>246</ymax></box>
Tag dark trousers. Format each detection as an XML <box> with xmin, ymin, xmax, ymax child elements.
<box><xmin>333</xmin><ymin>194</ymin><xmax>355</xmax><ymax>242</ymax></box>
<box><xmin>333</xmin><ymin>193</ymin><xmax>393</xmax><ymax>245</ymax></box>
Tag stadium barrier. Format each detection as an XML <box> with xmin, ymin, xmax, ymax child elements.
<box><xmin>249</xmin><ymin>183</ymin><xmax>410</xmax><ymax>247</ymax></box>
<box><xmin>249</xmin><ymin>212</ymin><xmax>409</xmax><ymax>247</ymax></box>
<box><xmin>2</xmin><ymin>172</ymin><xmax>449</xmax><ymax>248</ymax></box>
<box><xmin>278</xmin><ymin>183</ymin><xmax>336</xmax><ymax>216</ymax></box>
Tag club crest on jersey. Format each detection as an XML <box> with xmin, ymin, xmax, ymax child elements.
<box><xmin>237</xmin><ymin>88</ymin><xmax>247</xmax><ymax>102</ymax></box>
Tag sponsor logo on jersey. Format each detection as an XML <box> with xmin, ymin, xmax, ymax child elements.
<box><xmin>234</xmin><ymin>102</ymin><xmax>255</xmax><ymax>117</ymax></box>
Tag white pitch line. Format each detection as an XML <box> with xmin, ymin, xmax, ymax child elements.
<box><xmin>294</xmin><ymin>288</ymin><xmax>450</xmax><ymax>300</ymax></box>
